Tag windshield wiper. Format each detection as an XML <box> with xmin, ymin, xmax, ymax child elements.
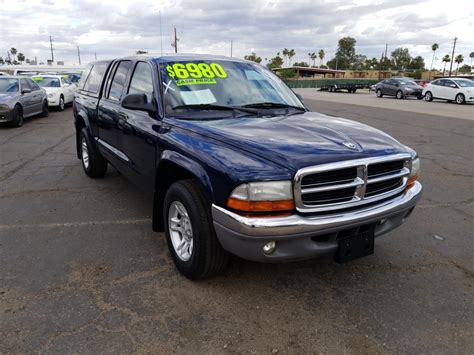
<box><xmin>172</xmin><ymin>104</ymin><xmax>257</xmax><ymax>114</ymax></box>
<box><xmin>242</xmin><ymin>102</ymin><xmax>306</xmax><ymax>111</ymax></box>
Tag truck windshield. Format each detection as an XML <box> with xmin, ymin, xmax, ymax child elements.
<box><xmin>160</xmin><ymin>60</ymin><xmax>304</xmax><ymax>117</ymax></box>
<box><xmin>0</xmin><ymin>78</ymin><xmax>19</xmax><ymax>93</ymax></box>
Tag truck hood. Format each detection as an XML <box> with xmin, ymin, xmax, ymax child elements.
<box><xmin>175</xmin><ymin>112</ymin><xmax>410</xmax><ymax>172</ymax></box>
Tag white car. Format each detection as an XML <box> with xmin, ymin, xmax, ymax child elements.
<box><xmin>423</xmin><ymin>78</ymin><xmax>474</xmax><ymax>104</ymax></box>
<box><xmin>31</xmin><ymin>75</ymin><xmax>76</xmax><ymax>110</ymax></box>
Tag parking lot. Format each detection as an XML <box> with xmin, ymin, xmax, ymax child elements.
<box><xmin>1</xmin><ymin>95</ymin><xmax>473</xmax><ymax>353</ymax></box>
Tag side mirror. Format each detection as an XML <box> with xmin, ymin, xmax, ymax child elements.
<box><xmin>21</xmin><ymin>87</ymin><xmax>31</xmax><ymax>94</ymax></box>
<box><xmin>450</xmin><ymin>84</ymin><xmax>457</xmax><ymax>88</ymax></box>
<box><xmin>122</xmin><ymin>93</ymin><xmax>156</xmax><ymax>115</ymax></box>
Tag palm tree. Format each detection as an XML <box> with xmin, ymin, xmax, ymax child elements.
<box><xmin>10</xmin><ymin>48</ymin><xmax>17</xmax><ymax>62</ymax></box>
<box><xmin>310</xmin><ymin>53</ymin><xmax>317</xmax><ymax>67</ymax></box>
<box><xmin>287</xmin><ymin>49</ymin><xmax>295</xmax><ymax>66</ymax></box>
<box><xmin>442</xmin><ymin>55</ymin><xmax>450</xmax><ymax>74</ymax></box>
<box><xmin>429</xmin><ymin>43</ymin><xmax>439</xmax><ymax>80</ymax></box>
<box><xmin>17</xmin><ymin>53</ymin><xmax>25</xmax><ymax>64</ymax></box>
<box><xmin>454</xmin><ymin>54</ymin><xmax>464</xmax><ymax>76</ymax></box>
<box><xmin>318</xmin><ymin>49</ymin><xmax>325</xmax><ymax>67</ymax></box>
<box><xmin>282</xmin><ymin>48</ymin><xmax>289</xmax><ymax>66</ymax></box>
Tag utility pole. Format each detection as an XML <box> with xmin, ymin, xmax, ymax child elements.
<box><xmin>49</xmin><ymin>35</ymin><xmax>54</xmax><ymax>63</ymax></box>
<box><xmin>230</xmin><ymin>40</ymin><xmax>233</xmax><ymax>57</ymax></box>
<box><xmin>171</xmin><ymin>27</ymin><xmax>179</xmax><ymax>53</ymax></box>
<box><xmin>35</xmin><ymin>56</ymin><xmax>37</xmax><ymax>65</ymax></box>
<box><xmin>77</xmin><ymin>46</ymin><xmax>81</xmax><ymax>65</ymax></box>
<box><xmin>448</xmin><ymin>37</ymin><xmax>457</xmax><ymax>77</ymax></box>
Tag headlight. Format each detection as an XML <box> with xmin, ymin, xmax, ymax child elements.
<box><xmin>227</xmin><ymin>181</ymin><xmax>294</xmax><ymax>215</ymax></box>
<box><xmin>406</xmin><ymin>157</ymin><xmax>420</xmax><ymax>190</ymax></box>
<box><xmin>0</xmin><ymin>104</ymin><xmax>9</xmax><ymax>110</ymax></box>
<box><xmin>48</xmin><ymin>93</ymin><xmax>55</xmax><ymax>98</ymax></box>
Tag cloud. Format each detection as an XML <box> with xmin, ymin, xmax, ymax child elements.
<box><xmin>0</xmin><ymin>0</ymin><xmax>472</xmax><ymax>68</ymax></box>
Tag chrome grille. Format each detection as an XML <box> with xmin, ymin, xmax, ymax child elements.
<box><xmin>294</xmin><ymin>154</ymin><xmax>412</xmax><ymax>213</ymax></box>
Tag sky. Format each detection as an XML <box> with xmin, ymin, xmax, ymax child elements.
<box><xmin>1</xmin><ymin>0</ymin><xmax>473</xmax><ymax>69</ymax></box>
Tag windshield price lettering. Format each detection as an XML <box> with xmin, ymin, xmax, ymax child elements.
<box><xmin>166</xmin><ymin>63</ymin><xmax>227</xmax><ymax>80</ymax></box>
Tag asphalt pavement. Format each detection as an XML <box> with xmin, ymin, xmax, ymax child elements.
<box><xmin>0</xmin><ymin>97</ymin><xmax>473</xmax><ymax>353</ymax></box>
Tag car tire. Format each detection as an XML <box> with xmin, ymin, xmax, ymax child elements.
<box><xmin>164</xmin><ymin>179</ymin><xmax>230</xmax><ymax>279</ymax></box>
<box><xmin>40</xmin><ymin>100</ymin><xmax>49</xmax><ymax>117</ymax></box>
<box><xmin>455</xmin><ymin>93</ymin><xmax>465</xmax><ymax>105</ymax></box>
<box><xmin>58</xmin><ymin>95</ymin><xmax>65</xmax><ymax>111</ymax></box>
<box><xmin>376</xmin><ymin>89</ymin><xmax>383</xmax><ymax>98</ymax></box>
<box><xmin>424</xmin><ymin>91</ymin><xmax>433</xmax><ymax>102</ymax></box>
<box><xmin>79</xmin><ymin>128</ymin><xmax>108</xmax><ymax>178</ymax></box>
<box><xmin>396</xmin><ymin>90</ymin><xmax>404</xmax><ymax>99</ymax></box>
<box><xmin>10</xmin><ymin>104</ymin><xmax>23</xmax><ymax>127</ymax></box>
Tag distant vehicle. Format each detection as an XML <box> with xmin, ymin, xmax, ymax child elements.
<box><xmin>0</xmin><ymin>76</ymin><xmax>49</xmax><ymax>127</ymax></box>
<box><xmin>414</xmin><ymin>79</ymin><xmax>428</xmax><ymax>88</ymax></box>
<box><xmin>31</xmin><ymin>75</ymin><xmax>76</xmax><ymax>110</ymax></box>
<box><xmin>375</xmin><ymin>78</ymin><xmax>423</xmax><ymax>99</ymax></box>
<box><xmin>423</xmin><ymin>78</ymin><xmax>474</xmax><ymax>104</ymax></box>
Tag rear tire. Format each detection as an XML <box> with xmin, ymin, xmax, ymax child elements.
<box><xmin>376</xmin><ymin>89</ymin><xmax>383</xmax><ymax>98</ymax></box>
<box><xmin>455</xmin><ymin>93</ymin><xmax>465</xmax><ymax>104</ymax></box>
<box><xmin>10</xmin><ymin>104</ymin><xmax>23</xmax><ymax>127</ymax></box>
<box><xmin>40</xmin><ymin>100</ymin><xmax>49</xmax><ymax>117</ymax></box>
<box><xmin>424</xmin><ymin>91</ymin><xmax>433</xmax><ymax>102</ymax></box>
<box><xmin>396</xmin><ymin>90</ymin><xmax>404</xmax><ymax>99</ymax></box>
<box><xmin>58</xmin><ymin>95</ymin><xmax>65</xmax><ymax>111</ymax></box>
<box><xmin>79</xmin><ymin>128</ymin><xmax>108</xmax><ymax>178</ymax></box>
<box><xmin>164</xmin><ymin>179</ymin><xmax>229</xmax><ymax>279</ymax></box>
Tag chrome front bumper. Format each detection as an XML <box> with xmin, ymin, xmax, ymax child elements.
<box><xmin>212</xmin><ymin>181</ymin><xmax>422</xmax><ymax>262</ymax></box>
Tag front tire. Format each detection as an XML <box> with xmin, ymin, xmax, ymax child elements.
<box><xmin>396</xmin><ymin>90</ymin><xmax>404</xmax><ymax>99</ymax></box>
<box><xmin>10</xmin><ymin>104</ymin><xmax>23</xmax><ymax>127</ymax></box>
<box><xmin>164</xmin><ymin>179</ymin><xmax>229</xmax><ymax>279</ymax></box>
<box><xmin>79</xmin><ymin>128</ymin><xmax>107</xmax><ymax>178</ymax></box>
<box><xmin>58</xmin><ymin>95</ymin><xmax>65</xmax><ymax>111</ymax></box>
<box><xmin>376</xmin><ymin>89</ymin><xmax>383</xmax><ymax>98</ymax></box>
<box><xmin>40</xmin><ymin>100</ymin><xmax>49</xmax><ymax>117</ymax></box>
<box><xmin>455</xmin><ymin>93</ymin><xmax>465</xmax><ymax>104</ymax></box>
<box><xmin>424</xmin><ymin>91</ymin><xmax>433</xmax><ymax>102</ymax></box>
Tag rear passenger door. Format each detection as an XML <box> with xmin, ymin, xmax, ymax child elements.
<box><xmin>27</xmin><ymin>79</ymin><xmax>44</xmax><ymax>114</ymax></box>
<box><xmin>97</xmin><ymin>60</ymin><xmax>133</xmax><ymax>169</ymax></box>
<box><xmin>19</xmin><ymin>79</ymin><xmax>35</xmax><ymax>116</ymax></box>
<box><xmin>118</xmin><ymin>61</ymin><xmax>159</xmax><ymax>190</ymax></box>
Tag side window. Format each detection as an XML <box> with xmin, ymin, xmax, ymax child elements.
<box><xmin>444</xmin><ymin>80</ymin><xmax>455</xmax><ymax>87</ymax></box>
<box><xmin>20</xmin><ymin>79</ymin><xmax>29</xmax><ymax>92</ymax></box>
<box><xmin>61</xmin><ymin>77</ymin><xmax>68</xmax><ymax>86</ymax></box>
<box><xmin>128</xmin><ymin>62</ymin><xmax>154</xmax><ymax>102</ymax></box>
<box><xmin>83</xmin><ymin>63</ymin><xmax>108</xmax><ymax>94</ymax></box>
<box><xmin>27</xmin><ymin>79</ymin><xmax>41</xmax><ymax>91</ymax></box>
<box><xmin>78</xmin><ymin>64</ymin><xmax>93</xmax><ymax>90</ymax></box>
<box><xmin>108</xmin><ymin>61</ymin><xmax>132</xmax><ymax>101</ymax></box>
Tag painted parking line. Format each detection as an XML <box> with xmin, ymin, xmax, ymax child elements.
<box><xmin>0</xmin><ymin>218</ymin><xmax>151</xmax><ymax>231</ymax></box>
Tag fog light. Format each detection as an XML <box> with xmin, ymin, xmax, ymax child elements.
<box><xmin>263</xmin><ymin>241</ymin><xmax>276</xmax><ymax>255</ymax></box>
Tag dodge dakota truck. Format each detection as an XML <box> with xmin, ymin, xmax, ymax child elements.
<box><xmin>73</xmin><ymin>55</ymin><xmax>422</xmax><ymax>279</ymax></box>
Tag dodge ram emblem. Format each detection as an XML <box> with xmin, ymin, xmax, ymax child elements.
<box><xmin>343</xmin><ymin>142</ymin><xmax>357</xmax><ymax>150</ymax></box>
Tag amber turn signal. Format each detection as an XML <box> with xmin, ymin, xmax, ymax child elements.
<box><xmin>405</xmin><ymin>175</ymin><xmax>418</xmax><ymax>191</ymax></box>
<box><xmin>227</xmin><ymin>197</ymin><xmax>295</xmax><ymax>213</ymax></box>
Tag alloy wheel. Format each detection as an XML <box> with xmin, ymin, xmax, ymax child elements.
<box><xmin>168</xmin><ymin>201</ymin><xmax>194</xmax><ymax>261</ymax></box>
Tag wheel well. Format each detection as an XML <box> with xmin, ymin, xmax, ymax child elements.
<box><xmin>152</xmin><ymin>161</ymin><xmax>198</xmax><ymax>232</ymax></box>
<box><xmin>75</xmin><ymin>116</ymin><xmax>86</xmax><ymax>158</ymax></box>
<box><xmin>14</xmin><ymin>103</ymin><xmax>22</xmax><ymax>112</ymax></box>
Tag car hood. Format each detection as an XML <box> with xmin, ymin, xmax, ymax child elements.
<box><xmin>42</xmin><ymin>87</ymin><xmax>60</xmax><ymax>94</ymax></box>
<box><xmin>174</xmin><ymin>112</ymin><xmax>410</xmax><ymax>172</ymax></box>
<box><xmin>0</xmin><ymin>92</ymin><xmax>18</xmax><ymax>103</ymax></box>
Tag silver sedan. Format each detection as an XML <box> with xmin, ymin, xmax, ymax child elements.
<box><xmin>0</xmin><ymin>76</ymin><xmax>49</xmax><ymax>127</ymax></box>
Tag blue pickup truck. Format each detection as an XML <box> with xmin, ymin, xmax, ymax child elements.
<box><xmin>73</xmin><ymin>55</ymin><xmax>422</xmax><ymax>279</ymax></box>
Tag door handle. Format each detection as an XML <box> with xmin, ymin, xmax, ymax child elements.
<box><xmin>117</xmin><ymin>118</ymin><xmax>132</xmax><ymax>134</ymax></box>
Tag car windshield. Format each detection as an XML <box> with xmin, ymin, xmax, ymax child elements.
<box><xmin>32</xmin><ymin>77</ymin><xmax>60</xmax><ymax>87</ymax></box>
<box><xmin>454</xmin><ymin>79</ymin><xmax>474</xmax><ymax>87</ymax></box>
<box><xmin>0</xmin><ymin>78</ymin><xmax>19</xmax><ymax>93</ymax></box>
<box><xmin>159</xmin><ymin>60</ymin><xmax>304</xmax><ymax>118</ymax></box>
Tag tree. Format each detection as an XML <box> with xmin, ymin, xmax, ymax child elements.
<box><xmin>391</xmin><ymin>47</ymin><xmax>411</xmax><ymax>70</ymax></box>
<box><xmin>429</xmin><ymin>43</ymin><xmax>439</xmax><ymax>80</ymax></box>
<box><xmin>442</xmin><ymin>55</ymin><xmax>450</xmax><ymax>73</ymax></box>
<box><xmin>136</xmin><ymin>50</ymin><xmax>148</xmax><ymax>54</ymax></box>
<box><xmin>17</xmin><ymin>53</ymin><xmax>25</xmax><ymax>64</ymax></box>
<box><xmin>293</xmin><ymin>61</ymin><xmax>309</xmax><ymax>67</ymax></box>
<box><xmin>244</xmin><ymin>52</ymin><xmax>262</xmax><ymax>63</ymax></box>
<box><xmin>454</xmin><ymin>54</ymin><xmax>464</xmax><ymax>75</ymax></box>
<box><xmin>282</xmin><ymin>48</ymin><xmax>289</xmax><ymax>66</ymax></box>
<box><xmin>278</xmin><ymin>69</ymin><xmax>296</xmax><ymax>79</ymax></box>
<box><xmin>408</xmin><ymin>56</ymin><xmax>425</xmax><ymax>70</ymax></box>
<box><xmin>364</xmin><ymin>57</ymin><xmax>379</xmax><ymax>69</ymax></box>
<box><xmin>318</xmin><ymin>49</ymin><xmax>325</xmax><ymax>67</ymax></box>
<box><xmin>327</xmin><ymin>37</ymin><xmax>356</xmax><ymax>70</ymax></box>
<box><xmin>458</xmin><ymin>64</ymin><xmax>471</xmax><ymax>73</ymax></box>
<box><xmin>287</xmin><ymin>49</ymin><xmax>295</xmax><ymax>66</ymax></box>
<box><xmin>470</xmin><ymin>52</ymin><xmax>474</xmax><ymax>68</ymax></box>
<box><xmin>10</xmin><ymin>48</ymin><xmax>17</xmax><ymax>62</ymax></box>
<box><xmin>0</xmin><ymin>57</ymin><xmax>4</xmax><ymax>65</ymax></box>
<box><xmin>267</xmin><ymin>52</ymin><xmax>283</xmax><ymax>69</ymax></box>
<box><xmin>352</xmin><ymin>54</ymin><xmax>367</xmax><ymax>70</ymax></box>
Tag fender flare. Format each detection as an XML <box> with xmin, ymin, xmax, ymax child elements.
<box><xmin>74</xmin><ymin>110</ymin><xmax>93</xmax><ymax>158</ymax></box>
<box><xmin>152</xmin><ymin>150</ymin><xmax>215</xmax><ymax>232</ymax></box>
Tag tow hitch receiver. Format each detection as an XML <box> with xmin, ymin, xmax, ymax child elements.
<box><xmin>334</xmin><ymin>225</ymin><xmax>375</xmax><ymax>263</ymax></box>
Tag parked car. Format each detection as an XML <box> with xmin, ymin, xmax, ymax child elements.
<box><xmin>0</xmin><ymin>76</ymin><xmax>49</xmax><ymax>127</ymax></box>
<box><xmin>375</xmin><ymin>78</ymin><xmax>424</xmax><ymax>99</ymax></box>
<box><xmin>31</xmin><ymin>75</ymin><xmax>76</xmax><ymax>110</ymax></box>
<box><xmin>423</xmin><ymin>78</ymin><xmax>474</xmax><ymax>104</ymax></box>
<box><xmin>73</xmin><ymin>55</ymin><xmax>422</xmax><ymax>279</ymax></box>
